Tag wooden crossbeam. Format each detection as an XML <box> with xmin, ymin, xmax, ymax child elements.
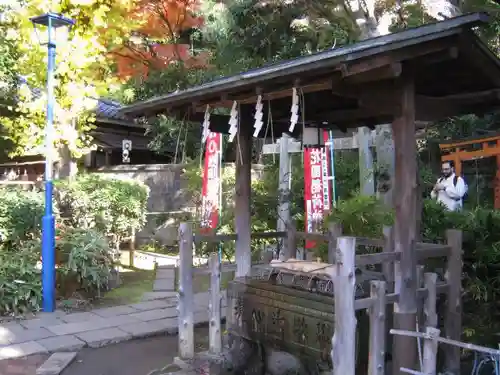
<box><xmin>262</xmin><ymin>131</ymin><xmax>377</xmax><ymax>155</ymax></box>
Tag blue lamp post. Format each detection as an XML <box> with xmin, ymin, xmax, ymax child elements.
<box><xmin>30</xmin><ymin>12</ymin><xmax>75</xmax><ymax>313</ymax></box>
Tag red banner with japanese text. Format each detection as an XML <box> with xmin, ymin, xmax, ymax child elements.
<box><xmin>304</xmin><ymin>147</ymin><xmax>325</xmax><ymax>249</ymax></box>
<box><xmin>200</xmin><ymin>132</ymin><xmax>222</xmax><ymax>233</ymax></box>
<box><xmin>322</xmin><ymin>130</ymin><xmax>331</xmax><ymax>212</ymax></box>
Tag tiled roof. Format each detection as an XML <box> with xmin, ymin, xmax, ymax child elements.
<box><xmin>17</xmin><ymin>76</ymin><xmax>129</xmax><ymax>122</ymax></box>
<box><xmin>95</xmin><ymin>98</ymin><xmax>128</xmax><ymax>121</ymax></box>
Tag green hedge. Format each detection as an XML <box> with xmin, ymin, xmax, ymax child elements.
<box><xmin>0</xmin><ymin>174</ymin><xmax>149</xmax><ymax>315</ymax></box>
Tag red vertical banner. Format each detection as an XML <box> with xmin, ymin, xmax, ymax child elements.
<box><xmin>304</xmin><ymin>147</ymin><xmax>324</xmax><ymax>249</ymax></box>
<box><xmin>200</xmin><ymin>132</ymin><xmax>222</xmax><ymax>233</ymax></box>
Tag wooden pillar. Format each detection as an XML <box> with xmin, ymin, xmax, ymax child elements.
<box><xmin>375</xmin><ymin>124</ymin><xmax>395</xmax><ymax>207</ymax></box>
<box><xmin>331</xmin><ymin>236</ymin><xmax>357</xmax><ymax>375</ymax></box>
<box><xmin>358</xmin><ymin>127</ymin><xmax>375</xmax><ymax>196</ymax></box>
<box><xmin>454</xmin><ymin>152</ymin><xmax>462</xmax><ymax>176</ymax></box>
<box><xmin>391</xmin><ymin>72</ymin><xmax>418</xmax><ymax>375</ymax></box>
<box><xmin>277</xmin><ymin>134</ymin><xmax>291</xmax><ymax>237</ymax></box>
<box><xmin>178</xmin><ymin>222</ymin><xmax>194</xmax><ymax>359</ymax></box>
<box><xmin>284</xmin><ymin>220</ymin><xmax>297</xmax><ymax>260</ymax></box>
<box><xmin>235</xmin><ymin>120</ymin><xmax>253</xmax><ymax>277</ymax></box>
<box><xmin>368</xmin><ymin>280</ymin><xmax>386</xmax><ymax>375</ymax></box>
<box><xmin>328</xmin><ymin>222</ymin><xmax>342</xmax><ymax>264</ymax></box>
<box><xmin>495</xmin><ymin>141</ymin><xmax>500</xmax><ymax>209</ymax></box>
<box><xmin>208</xmin><ymin>253</ymin><xmax>222</xmax><ymax>354</ymax></box>
<box><xmin>444</xmin><ymin>229</ymin><xmax>462</xmax><ymax>375</ymax></box>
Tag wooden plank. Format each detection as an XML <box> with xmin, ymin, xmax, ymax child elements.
<box><xmin>284</xmin><ymin>221</ymin><xmax>297</xmax><ymax>261</ymax></box>
<box><xmin>392</xmin><ymin>71</ymin><xmax>418</xmax><ymax>375</ymax></box>
<box><xmin>194</xmin><ymin>231</ymin><xmax>286</xmax><ymax>243</ymax></box>
<box><xmin>423</xmin><ymin>327</ymin><xmax>440</xmax><ymax>375</ymax></box>
<box><xmin>354</xmin><ymin>283</ymin><xmax>448</xmax><ymax>311</ymax></box>
<box><xmin>328</xmin><ymin>222</ymin><xmax>342</xmax><ymax>264</ymax></box>
<box><xmin>332</xmin><ymin>237</ymin><xmax>357</xmax><ymax>375</ymax></box>
<box><xmin>356</xmin><ymin>237</ymin><xmax>386</xmax><ymax>247</ymax></box>
<box><xmin>391</xmin><ymin>328</ymin><xmax>500</xmax><ymax>357</ymax></box>
<box><xmin>194</xmin><ymin>233</ymin><xmax>237</xmax><ymax>243</ymax></box>
<box><xmin>208</xmin><ymin>253</ymin><xmax>222</xmax><ymax>354</ymax></box>
<box><xmin>444</xmin><ymin>229</ymin><xmax>462</xmax><ymax>374</ymax></box>
<box><xmin>424</xmin><ymin>273</ymin><xmax>438</xmax><ymax>328</ymax></box>
<box><xmin>368</xmin><ymin>280</ymin><xmax>386</xmax><ymax>375</ymax></box>
<box><xmin>416</xmin><ymin>245</ymin><xmax>450</xmax><ymax>259</ymax></box>
<box><xmin>355</xmin><ymin>252</ymin><xmax>400</xmax><ymax>267</ymax></box>
<box><xmin>295</xmin><ymin>231</ymin><xmax>329</xmax><ymax>242</ymax></box>
<box><xmin>178</xmin><ymin>222</ymin><xmax>194</xmax><ymax>359</ymax></box>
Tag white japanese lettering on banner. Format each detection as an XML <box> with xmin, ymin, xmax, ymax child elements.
<box><xmin>310</xmin><ymin>148</ymin><xmax>324</xmax><ymax>223</ymax></box>
<box><xmin>321</xmin><ymin>147</ymin><xmax>330</xmax><ymax>211</ymax></box>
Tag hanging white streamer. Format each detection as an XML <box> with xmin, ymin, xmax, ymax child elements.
<box><xmin>201</xmin><ymin>105</ymin><xmax>211</xmax><ymax>144</ymax></box>
<box><xmin>228</xmin><ymin>101</ymin><xmax>238</xmax><ymax>143</ymax></box>
<box><xmin>253</xmin><ymin>95</ymin><xmax>263</xmax><ymax>137</ymax></box>
<box><xmin>289</xmin><ymin>87</ymin><xmax>299</xmax><ymax>132</ymax></box>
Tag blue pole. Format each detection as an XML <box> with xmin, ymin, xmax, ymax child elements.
<box><xmin>42</xmin><ymin>17</ymin><xmax>56</xmax><ymax>313</ymax></box>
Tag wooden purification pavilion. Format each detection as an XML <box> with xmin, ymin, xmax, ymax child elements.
<box><xmin>121</xmin><ymin>13</ymin><xmax>500</xmax><ymax>375</ymax></box>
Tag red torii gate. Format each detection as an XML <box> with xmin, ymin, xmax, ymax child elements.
<box><xmin>440</xmin><ymin>133</ymin><xmax>500</xmax><ymax>208</ymax></box>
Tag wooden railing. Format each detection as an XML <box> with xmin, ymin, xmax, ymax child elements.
<box><xmin>176</xmin><ymin>222</ymin><xmax>462</xmax><ymax>375</ymax></box>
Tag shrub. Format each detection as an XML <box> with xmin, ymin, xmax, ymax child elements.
<box><xmin>326</xmin><ymin>194</ymin><xmax>394</xmax><ymax>238</ymax></box>
<box><xmin>0</xmin><ymin>242</ymin><xmax>41</xmax><ymax>314</ymax></box>
<box><xmin>56</xmin><ymin>227</ymin><xmax>114</xmax><ymax>297</ymax></box>
<box><xmin>0</xmin><ymin>189</ymin><xmax>44</xmax><ymax>245</ymax></box>
<box><xmin>55</xmin><ymin>174</ymin><xmax>149</xmax><ymax>247</ymax></box>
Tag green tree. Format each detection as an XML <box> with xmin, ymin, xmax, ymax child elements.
<box><xmin>0</xmin><ymin>0</ymin><xmax>135</xmax><ymax>164</ymax></box>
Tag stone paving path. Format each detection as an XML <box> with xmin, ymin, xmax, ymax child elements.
<box><xmin>0</xmin><ymin>265</ymin><xmax>227</xmax><ymax>362</ymax></box>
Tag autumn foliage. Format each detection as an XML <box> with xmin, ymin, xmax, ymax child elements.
<box><xmin>113</xmin><ymin>0</ymin><xmax>209</xmax><ymax>79</ymax></box>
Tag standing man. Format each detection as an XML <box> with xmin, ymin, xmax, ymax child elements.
<box><xmin>431</xmin><ymin>161</ymin><xmax>468</xmax><ymax>211</ymax></box>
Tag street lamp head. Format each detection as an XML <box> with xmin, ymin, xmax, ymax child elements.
<box><xmin>30</xmin><ymin>12</ymin><xmax>75</xmax><ymax>46</ymax></box>
<box><xmin>30</xmin><ymin>12</ymin><xmax>74</xmax><ymax>28</ymax></box>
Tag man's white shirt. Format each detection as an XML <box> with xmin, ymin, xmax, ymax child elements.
<box><xmin>430</xmin><ymin>173</ymin><xmax>467</xmax><ymax>211</ymax></box>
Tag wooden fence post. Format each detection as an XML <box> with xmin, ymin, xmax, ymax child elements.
<box><xmin>285</xmin><ymin>220</ymin><xmax>296</xmax><ymax>260</ymax></box>
<box><xmin>369</xmin><ymin>280</ymin><xmax>386</xmax><ymax>375</ymax></box>
<box><xmin>331</xmin><ymin>236</ymin><xmax>357</xmax><ymax>375</ymax></box>
<box><xmin>209</xmin><ymin>253</ymin><xmax>222</xmax><ymax>355</ymax></box>
<box><xmin>382</xmin><ymin>226</ymin><xmax>394</xmax><ymax>290</ymax></box>
<box><xmin>328</xmin><ymin>222</ymin><xmax>342</xmax><ymax>264</ymax></box>
<box><xmin>416</xmin><ymin>265</ymin><xmax>425</xmax><ymax>329</ymax></box>
<box><xmin>422</xmin><ymin>327</ymin><xmax>440</xmax><ymax>375</ymax></box>
<box><xmin>444</xmin><ymin>229</ymin><xmax>462</xmax><ymax>375</ymax></box>
<box><xmin>178</xmin><ymin>222</ymin><xmax>194</xmax><ymax>359</ymax></box>
<box><xmin>424</xmin><ymin>273</ymin><xmax>437</xmax><ymax>328</ymax></box>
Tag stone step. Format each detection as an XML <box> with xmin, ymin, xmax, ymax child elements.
<box><xmin>36</xmin><ymin>352</ymin><xmax>77</xmax><ymax>375</ymax></box>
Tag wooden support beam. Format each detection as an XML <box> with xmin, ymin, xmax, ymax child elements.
<box><xmin>178</xmin><ymin>222</ymin><xmax>194</xmax><ymax>359</ymax></box>
<box><xmin>235</xmin><ymin>121</ymin><xmax>253</xmax><ymax>277</ymax></box>
<box><xmin>392</xmin><ymin>71</ymin><xmax>418</xmax><ymax>375</ymax></box>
